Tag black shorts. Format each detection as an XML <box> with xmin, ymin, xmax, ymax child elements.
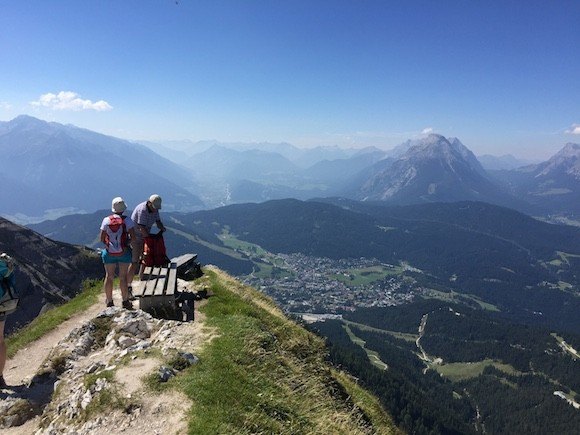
<box><xmin>0</xmin><ymin>312</ymin><xmax>6</xmax><ymax>322</ymax></box>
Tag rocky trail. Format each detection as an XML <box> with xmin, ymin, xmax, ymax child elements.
<box><xmin>1</xmin><ymin>280</ymin><xmax>214</xmax><ymax>434</ymax></box>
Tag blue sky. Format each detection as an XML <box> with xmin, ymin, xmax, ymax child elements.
<box><xmin>1</xmin><ymin>0</ymin><xmax>578</xmax><ymax>159</ymax></box>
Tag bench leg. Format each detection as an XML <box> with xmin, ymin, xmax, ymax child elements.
<box><xmin>139</xmin><ymin>296</ymin><xmax>180</xmax><ymax>320</ymax></box>
<box><xmin>181</xmin><ymin>299</ymin><xmax>194</xmax><ymax>322</ymax></box>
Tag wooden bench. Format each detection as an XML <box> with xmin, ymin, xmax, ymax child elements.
<box><xmin>131</xmin><ymin>254</ymin><xmax>202</xmax><ymax>320</ymax></box>
<box><xmin>132</xmin><ymin>262</ymin><xmax>178</xmax><ymax>314</ymax></box>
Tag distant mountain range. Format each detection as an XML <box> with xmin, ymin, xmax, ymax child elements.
<box><xmin>142</xmin><ymin>138</ymin><xmax>359</xmax><ymax>168</ymax></box>
<box><xmin>3</xmin><ymin>115</ymin><xmax>580</xmax><ymax>221</ymax></box>
<box><xmin>0</xmin><ymin>116</ymin><xmax>203</xmax><ymax>222</ymax></box>
<box><xmin>140</xmin><ymin>130</ymin><xmax>580</xmax><ymax>219</ymax></box>
<box><xmin>477</xmin><ymin>153</ymin><xmax>535</xmax><ymax>170</ymax></box>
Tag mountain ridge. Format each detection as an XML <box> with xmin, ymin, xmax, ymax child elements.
<box><xmin>0</xmin><ymin>116</ymin><xmax>203</xmax><ymax>221</ymax></box>
<box><xmin>0</xmin><ymin>216</ymin><xmax>103</xmax><ymax>332</ymax></box>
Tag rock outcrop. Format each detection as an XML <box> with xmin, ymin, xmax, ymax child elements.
<box><xmin>1</xmin><ymin>300</ymin><xmax>208</xmax><ymax>434</ymax></box>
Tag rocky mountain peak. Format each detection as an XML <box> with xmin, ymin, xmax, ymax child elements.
<box><xmin>357</xmin><ymin>134</ymin><xmax>506</xmax><ymax>203</ymax></box>
<box><xmin>403</xmin><ymin>134</ymin><xmax>450</xmax><ymax>156</ymax></box>
<box><xmin>398</xmin><ymin>134</ymin><xmax>487</xmax><ymax>176</ymax></box>
<box><xmin>0</xmin><ymin>115</ymin><xmax>54</xmax><ymax>136</ymax></box>
<box><xmin>556</xmin><ymin>142</ymin><xmax>580</xmax><ymax>158</ymax></box>
<box><xmin>538</xmin><ymin>142</ymin><xmax>580</xmax><ymax>178</ymax></box>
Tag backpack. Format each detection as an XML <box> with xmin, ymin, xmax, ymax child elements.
<box><xmin>142</xmin><ymin>233</ymin><xmax>170</xmax><ymax>267</ymax></box>
<box><xmin>104</xmin><ymin>214</ymin><xmax>128</xmax><ymax>256</ymax></box>
<box><xmin>0</xmin><ymin>254</ymin><xmax>19</xmax><ymax>315</ymax></box>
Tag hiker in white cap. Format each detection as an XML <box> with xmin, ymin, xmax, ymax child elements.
<box><xmin>128</xmin><ymin>194</ymin><xmax>166</xmax><ymax>282</ymax></box>
<box><xmin>100</xmin><ymin>197</ymin><xmax>135</xmax><ymax>309</ymax></box>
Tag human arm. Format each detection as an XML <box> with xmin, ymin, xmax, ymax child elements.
<box><xmin>128</xmin><ymin>226</ymin><xmax>136</xmax><ymax>241</ymax></box>
<box><xmin>100</xmin><ymin>217</ymin><xmax>108</xmax><ymax>246</ymax></box>
<box><xmin>156</xmin><ymin>219</ymin><xmax>166</xmax><ymax>232</ymax></box>
<box><xmin>100</xmin><ymin>230</ymin><xmax>107</xmax><ymax>246</ymax></box>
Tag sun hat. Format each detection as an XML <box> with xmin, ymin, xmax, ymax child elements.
<box><xmin>149</xmin><ymin>194</ymin><xmax>162</xmax><ymax>210</ymax></box>
<box><xmin>112</xmin><ymin>197</ymin><xmax>127</xmax><ymax>213</ymax></box>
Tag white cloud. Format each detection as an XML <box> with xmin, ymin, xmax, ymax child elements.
<box><xmin>421</xmin><ymin>127</ymin><xmax>434</xmax><ymax>135</ymax></box>
<box><xmin>566</xmin><ymin>123</ymin><xmax>580</xmax><ymax>135</ymax></box>
<box><xmin>0</xmin><ymin>101</ymin><xmax>12</xmax><ymax>110</ymax></box>
<box><xmin>30</xmin><ymin>91</ymin><xmax>113</xmax><ymax>111</ymax></box>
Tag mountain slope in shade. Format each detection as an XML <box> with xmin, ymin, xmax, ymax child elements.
<box><xmin>0</xmin><ymin>116</ymin><xmax>203</xmax><ymax>219</ymax></box>
<box><xmin>354</xmin><ymin>134</ymin><xmax>521</xmax><ymax>207</ymax></box>
<box><xmin>0</xmin><ymin>217</ymin><xmax>102</xmax><ymax>332</ymax></box>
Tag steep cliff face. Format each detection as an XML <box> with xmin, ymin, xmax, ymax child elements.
<box><xmin>0</xmin><ymin>217</ymin><xmax>103</xmax><ymax>332</ymax></box>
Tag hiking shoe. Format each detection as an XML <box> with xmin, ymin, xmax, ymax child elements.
<box><xmin>122</xmin><ymin>300</ymin><xmax>133</xmax><ymax>310</ymax></box>
<box><xmin>106</xmin><ymin>300</ymin><xmax>114</xmax><ymax>308</ymax></box>
<box><xmin>128</xmin><ymin>286</ymin><xmax>136</xmax><ymax>301</ymax></box>
<box><xmin>0</xmin><ymin>376</ymin><xmax>8</xmax><ymax>389</ymax></box>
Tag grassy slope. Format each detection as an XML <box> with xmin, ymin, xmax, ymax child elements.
<box><xmin>180</xmin><ymin>268</ymin><xmax>400</xmax><ymax>434</ymax></box>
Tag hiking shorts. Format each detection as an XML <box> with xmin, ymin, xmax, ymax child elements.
<box><xmin>101</xmin><ymin>248</ymin><xmax>132</xmax><ymax>264</ymax></box>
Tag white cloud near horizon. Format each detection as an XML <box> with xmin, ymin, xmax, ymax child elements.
<box><xmin>566</xmin><ymin>123</ymin><xmax>580</xmax><ymax>135</ymax></box>
<box><xmin>0</xmin><ymin>101</ymin><xmax>12</xmax><ymax>110</ymax></box>
<box><xmin>30</xmin><ymin>91</ymin><xmax>113</xmax><ymax>112</ymax></box>
<box><xmin>421</xmin><ymin>127</ymin><xmax>434</xmax><ymax>135</ymax></box>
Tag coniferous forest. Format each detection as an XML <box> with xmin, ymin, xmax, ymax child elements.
<box><xmin>310</xmin><ymin>299</ymin><xmax>580</xmax><ymax>434</ymax></box>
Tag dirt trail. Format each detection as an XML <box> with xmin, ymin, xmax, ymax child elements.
<box><xmin>2</xmin><ymin>281</ymin><xmax>211</xmax><ymax>434</ymax></box>
<box><xmin>6</xmin><ymin>292</ymin><xmax>108</xmax><ymax>387</ymax></box>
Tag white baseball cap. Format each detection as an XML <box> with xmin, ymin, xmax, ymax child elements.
<box><xmin>149</xmin><ymin>194</ymin><xmax>162</xmax><ymax>209</ymax></box>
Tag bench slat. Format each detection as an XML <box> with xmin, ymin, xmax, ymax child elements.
<box><xmin>165</xmin><ymin>263</ymin><xmax>177</xmax><ymax>296</ymax></box>
<box><xmin>172</xmin><ymin>254</ymin><xmax>197</xmax><ymax>268</ymax></box>
<box><xmin>144</xmin><ymin>266</ymin><xmax>163</xmax><ymax>296</ymax></box>
<box><xmin>153</xmin><ymin>265</ymin><xmax>169</xmax><ymax>296</ymax></box>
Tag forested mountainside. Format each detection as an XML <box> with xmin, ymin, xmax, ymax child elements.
<box><xmin>310</xmin><ymin>299</ymin><xmax>580</xmax><ymax>435</ymax></box>
<box><xmin>30</xmin><ymin>199</ymin><xmax>580</xmax><ymax>333</ymax></box>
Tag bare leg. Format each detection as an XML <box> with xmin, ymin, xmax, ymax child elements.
<box><xmin>127</xmin><ymin>261</ymin><xmax>141</xmax><ymax>283</ymax></box>
<box><xmin>118</xmin><ymin>262</ymin><xmax>130</xmax><ymax>301</ymax></box>
<box><xmin>128</xmin><ymin>239</ymin><xmax>145</xmax><ymax>282</ymax></box>
<box><xmin>0</xmin><ymin>320</ymin><xmax>6</xmax><ymax>379</ymax></box>
<box><xmin>104</xmin><ymin>263</ymin><xmax>117</xmax><ymax>304</ymax></box>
